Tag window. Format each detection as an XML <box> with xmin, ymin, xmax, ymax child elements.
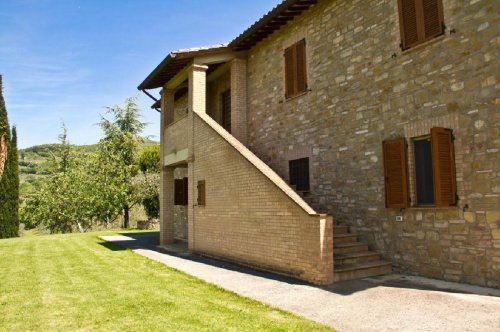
<box><xmin>174</xmin><ymin>177</ymin><xmax>188</xmax><ymax>206</ymax></box>
<box><xmin>284</xmin><ymin>39</ymin><xmax>307</xmax><ymax>98</ymax></box>
<box><xmin>197</xmin><ymin>180</ymin><xmax>206</xmax><ymax>206</ymax></box>
<box><xmin>383</xmin><ymin>127</ymin><xmax>457</xmax><ymax>208</ymax></box>
<box><xmin>397</xmin><ymin>0</ymin><xmax>444</xmax><ymax>50</ymax></box>
<box><xmin>221</xmin><ymin>90</ymin><xmax>231</xmax><ymax>133</ymax></box>
<box><xmin>413</xmin><ymin>136</ymin><xmax>434</xmax><ymax>205</ymax></box>
<box><xmin>289</xmin><ymin>158</ymin><xmax>310</xmax><ymax>192</ymax></box>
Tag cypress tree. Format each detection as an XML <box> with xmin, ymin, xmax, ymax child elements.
<box><xmin>9</xmin><ymin>126</ymin><xmax>20</xmax><ymax>235</ymax></box>
<box><xmin>0</xmin><ymin>75</ymin><xmax>19</xmax><ymax>238</ymax></box>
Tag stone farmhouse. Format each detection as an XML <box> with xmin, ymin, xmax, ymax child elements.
<box><xmin>138</xmin><ymin>0</ymin><xmax>499</xmax><ymax>287</ymax></box>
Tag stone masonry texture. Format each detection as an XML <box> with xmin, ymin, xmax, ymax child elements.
<box><xmin>244</xmin><ymin>0</ymin><xmax>499</xmax><ymax>287</ymax></box>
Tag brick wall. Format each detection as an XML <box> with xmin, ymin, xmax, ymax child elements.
<box><xmin>164</xmin><ymin>116</ymin><xmax>188</xmax><ymax>157</ymax></box>
<box><xmin>245</xmin><ymin>0</ymin><xmax>499</xmax><ymax>287</ymax></box>
<box><xmin>190</xmin><ymin>111</ymin><xmax>333</xmax><ymax>285</ymax></box>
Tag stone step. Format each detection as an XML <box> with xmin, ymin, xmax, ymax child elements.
<box><xmin>334</xmin><ymin>251</ymin><xmax>381</xmax><ymax>266</ymax></box>
<box><xmin>333</xmin><ymin>242</ymin><xmax>369</xmax><ymax>254</ymax></box>
<box><xmin>334</xmin><ymin>225</ymin><xmax>349</xmax><ymax>234</ymax></box>
<box><xmin>334</xmin><ymin>261</ymin><xmax>392</xmax><ymax>282</ymax></box>
<box><xmin>333</xmin><ymin>233</ymin><xmax>358</xmax><ymax>244</ymax></box>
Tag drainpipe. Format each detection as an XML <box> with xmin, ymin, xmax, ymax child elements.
<box><xmin>141</xmin><ymin>89</ymin><xmax>161</xmax><ymax>113</ymax></box>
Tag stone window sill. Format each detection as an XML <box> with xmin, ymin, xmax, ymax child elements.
<box><xmin>400</xmin><ymin>34</ymin><xmax>446</xmax><ymax>56</ymax></box>
<box><xmin>285</xmin><ymin>90</ymin><xmax>309</xmax><ymax>102</ymax></box>
<box><xmin>408</xmin><ymin>205</ymin><xmax>458</xmax><ymax>210</ymax></box>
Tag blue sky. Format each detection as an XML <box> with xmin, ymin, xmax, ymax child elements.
<box><xmin>0</xmin><ymin>0</ymin><xmax>281</xmax><ymax>148</ymax></box>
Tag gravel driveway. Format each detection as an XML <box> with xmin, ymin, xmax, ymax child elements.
<box><xmin>101</xmin><ymin>233</ymin><xmax>500</xmax><ymax>332</ymax></box>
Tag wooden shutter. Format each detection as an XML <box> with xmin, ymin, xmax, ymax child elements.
<box><xmin>383</xmin><ymin>138</ymin><xmax>410</xmax><ymax>208</ymax></box>
<box><xmin>431</xmin><ymin>127</ymin><xmax>457</xmax><ymax>207</ymax></box>
<box><xmin>284</xmin><ymin>39</ymin><xmax>307</xmax><ymax>98</ymax></box>
<box><xmin>284</xmin><ymin>46</ymin><xmax>295</xmax><ymax>98</ymax></box>
<box><xmin>398</xmin><ymin>0</ymin><xmax>444</xmax><ymax>49</ymax></box>
<box><xmin>174</xmin><ymin>179</ymin><xmax>183</xmax><ymax>205</ymax></box>
<box><xmin>197</xmin><ymin>180</ymin><xmax>206</xmax><ymax>206</ymax></box>
<box><xmin>296</xmin><ymin>39</ymin><xmax>307</xmax><ymax>94</ymax></box>
<box><xmin>422</xmin><ymin>0</ymin><xmax>444</xmax><ymax>40</ymax></box>
<box><xmin>398</xmin><ymin>0</ymin><xmax>420</xmax><ymax>49</ymax></box>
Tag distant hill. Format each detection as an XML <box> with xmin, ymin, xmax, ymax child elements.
<box><xmin>19</xmin><ymin>139</ymin><xmax>159</xmax><ymax>197</ymax></box>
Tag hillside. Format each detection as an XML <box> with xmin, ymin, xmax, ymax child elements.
<box><xmin>19</xmin><ymin>140</ymin><xmax>159</xmax><ymax>196</ymax></box>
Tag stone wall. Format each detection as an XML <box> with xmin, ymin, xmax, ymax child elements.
<box><xmin>245</xmin><ymin>0</ymin><xmax>499</xmax><ymax>287</ymax></box>
<box><xmin>190</xmin><ymin>112</ymin><xmax>333</xmax><ymax>284</ymax></box>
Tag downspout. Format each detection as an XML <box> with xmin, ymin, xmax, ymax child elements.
<box><xmin>141</xmin><ymin>89</ymin><xmax>161</xmax><ymax>113</ymax></box>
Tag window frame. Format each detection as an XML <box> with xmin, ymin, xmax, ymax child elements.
<box><xmin>383</xmin><ymin>127</ymin><xmax>457</xmax><ymax>209</ymax></box>
<box><xmin>412</xmin><ymin>135</ymin><xmax>435</xmax><ymax>207</ymax></box>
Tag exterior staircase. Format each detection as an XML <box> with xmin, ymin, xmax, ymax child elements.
<box><xmin>333</xmin><ymin>224</ymin><xmax>392</xmax><ymax>282</ymax></box>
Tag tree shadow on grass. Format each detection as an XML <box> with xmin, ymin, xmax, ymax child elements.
<box><xmin>98</xmin><ymin>241</ymin><xmax>129</xmax><ymax>251</ymax></box>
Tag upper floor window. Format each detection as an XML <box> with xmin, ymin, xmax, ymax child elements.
<box><xmin>284</xmin><ymin>39</ymin><xmax>307</xmax><ymax>99</ymax></box>
<box><xmin>383</xmin><ymin>127</ymin><xmax>457</xmax><ymax>208</ymax></box>
<box><xmin>398</xmin><ymin>0</ymin><xmax>445</xmax><ymax>50</ymax></box>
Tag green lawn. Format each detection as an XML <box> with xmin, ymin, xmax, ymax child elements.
<box><xmin>0</xmin><ymin>231</ymin><xmax>332</xmax><ymax>331</ymax></box>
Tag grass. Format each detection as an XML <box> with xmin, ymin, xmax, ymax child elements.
<box><xmin>0</xmin><ymin>231</ymin><xmax>332</xmax><ymax>331</ymax></box>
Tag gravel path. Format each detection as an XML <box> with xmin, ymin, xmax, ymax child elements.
<box><xmin>101</xmin><ymin>234</ymin><xmax>500</xmax><ymax>332</ymax></box>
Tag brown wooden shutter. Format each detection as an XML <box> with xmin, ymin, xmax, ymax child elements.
<box><xmin>431</xmin><ymin>127</ymin><xmax>457</xmax><ymax>207</ymax></box>
<box><xmin>398</xmin><ymin>0</ymin><xmax>420</xmax><ymax>49</ymax></box>
<box><xmin>174</xmin><ymin>179</ymin><xmax>183</xmax><ymax>205</ymax></box>
<box><xmin>383</xmin><ymin>138</ymin><xmax>410</xmax><ymax>208</ymax></box>
<box><xmin>422</xmin><ymin>0</ymin><xmax>444</xmax><ymax>40</ymax></box>
<box><xmin>296</xmin><ymin>39</ymin><xmax>307</xmax><ymax>94</ymax></box>
<box><xmin>398</xmin><ymin>0</ymin><xmax>444</xmax><ymax>49</ymax></box>
<box><xmin>284</xmin><ymin>46</ymin><xmax>295</xmax><ymax>98</ymax></box>
<box><xmin>197</xmin><ymin>180</ymin><xmax>206</xmax><ymax>206</ymax></box>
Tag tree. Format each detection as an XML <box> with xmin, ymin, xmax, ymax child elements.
<box><xmin>0</xmin><ymin>75</ymin><xmax>19</xmax><ymax>238</ymax></box>
<box><xmin>135</xmin><ymin>145</ymin><xmax>160</xmax><ymax>220</ymax></box>
<box><xmin>21</xmin><ymin>129</ymin><xmax>121</xmax><ymax>233</ymax></box>
<box><xmin>98</xmin><ymin>97</ymin><xmax>146</xmax><ymax>228</ymax></box>
<box><xmin>139</xmin><ymin>145</ymin><xmax>160</xmax><ymax>173</ymax></box>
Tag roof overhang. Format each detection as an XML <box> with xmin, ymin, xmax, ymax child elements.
<box><xmin>138</xmin><ymin>45</ymin><xmax>229</xmax><ymax>90</ymax></box>
<box><xmin>138</xmin><ymin>0</ymin><xmax>318</xmax><ymax>92</ymax></box>
<box><xmin>229</xmin><ymin>0</ymin><xmax>318</xmax><ymax>51</ymax></box>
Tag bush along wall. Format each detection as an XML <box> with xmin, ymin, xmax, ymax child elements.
<box><xmin>0</xmin><ymin>75</ymin><xmax>20</xmax><ymax>238</ymax></box>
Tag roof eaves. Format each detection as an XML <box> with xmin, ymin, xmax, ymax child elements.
<box><xmin>137</xmin><ymin>52</ymin><xmax>176</xmax><ymax>91</ymax></box>
<box><xmin>137</xmin><ymin>44</ymin><xmax>229</xmax><ymax>91</ymax></box>
<box><xmin>229</xmin><ymin>0</ymin><xmax>317</xmax><ymax>51</ymax></box>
